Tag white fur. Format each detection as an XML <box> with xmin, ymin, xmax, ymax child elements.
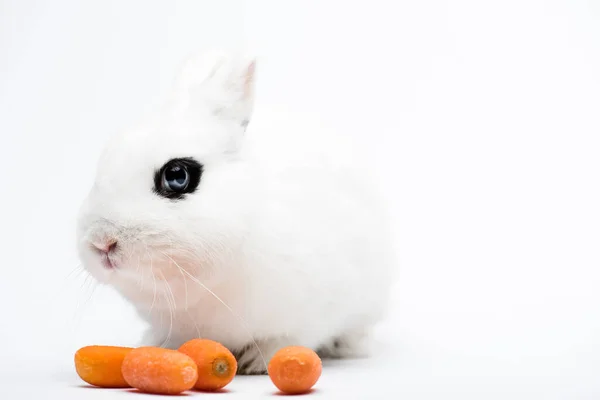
<box><xmin>76</xmin><ymin>51</ymin><xmax>396</xmax><ymax>374</ymax></box>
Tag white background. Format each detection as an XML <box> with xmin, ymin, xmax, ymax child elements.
<box><xmin>1</xmin><ymin>0</ymin><xmax>600</xmax><ymax>399</ymax></box>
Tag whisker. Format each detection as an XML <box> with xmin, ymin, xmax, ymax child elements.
<box><xmin>159</xmin><ymin>292</ymin><xmax>173</xmax><ymax>349</ymax></box>
<box><xmin>79</xmin><ymin>274</ymin><xmax>93</xmax><ymax>303</ymax></box>
<box><xmin>185</xmin><ymin>309</ymin><xmax>202</xmax><ymax>340</ymax></box>
<box><xmin>73</xmin><ymin>267</ymin><xmax>88</xmax><ymax>281</ymax></box>
<box><xmin>163</xmin><ymin>238</ymin><xmax>190</xmax><ymax>311</ymax></box>
<box><xmin>65</xmin><ymin>264</ymin><xmax>84</xmax><ymax>280</ymax></box>
<box><xmin>73</xmin><ymin>277</ymin><xmax>98</xmax><ymax>335</ymax></box>
<box><xmin>149</xmin><ymin>267</ymin><xmax>157</xmax><ymax>315</ymax></box>
<box><xmin>161</xmin><ymin>252</ymin><xmax>268</xmax><ymax>371</ymax></box>
<box><xmin>165</xmin><ymin>271</ymin><xmax>177</xmax><ymax>311</ymax></box>
<box><xmin>147</xmin><ymin>249</ymin><xmax>157</xmax><ymax>315</ymax></box>
<box><xmin>158</xmin><ymin>269</ymin><xmax>175</xmax><ymax>349</ymax></box>
<box><xmin>179</xmin><ymin>265</ymin><xmax>189</xmax><ymax>310</ymax></box>
<box><xmin>50</xmin><ymin>264</ymin><xmax>85</xmax><ymax>308</ymax></box>
<box><xmin>139</xmin><ymin>240</ymin><xmax>163</xmax><ymax>317</ymax></box>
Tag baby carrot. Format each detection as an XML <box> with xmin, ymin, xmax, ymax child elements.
<box><xmin>74</xmin><ymin>345</ymin><xmax>133</xmax><ymax>388</ymax></box>
<box><xmin>178</xmin><ymin>338</ymin><xmax>237</xmax><ymax>391</ymax></box>
<box><xmin>268</xmin><ymin>346</ymin><xmax>322</xmax><ymax>394</ymax></box>
<box><xmin>121</xmin><ymin>347</ymin><xmax>198</xmax><ymax>395</ymax></box>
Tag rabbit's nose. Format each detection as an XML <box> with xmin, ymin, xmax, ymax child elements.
<box><xmin>92</xmin><ymin>239</ymin><xmax>117</xmax><ymax>254</ymax></box>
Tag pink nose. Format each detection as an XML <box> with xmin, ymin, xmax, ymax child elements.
<box><xmin>92</xmin><ymin>240</ymin><xmax>117</xmax><ymax>254</ymax></box>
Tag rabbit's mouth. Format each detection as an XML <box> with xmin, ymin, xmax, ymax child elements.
<box><xmin>100</xmin><ymin>252</ymin><xmax>116</xmax><ymax>269</ymax></box>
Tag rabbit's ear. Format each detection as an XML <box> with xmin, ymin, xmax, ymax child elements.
<box><xmin>174</xmin><ymin>50</ymin><xmax>256</xmax><ymax>128</ymax></box>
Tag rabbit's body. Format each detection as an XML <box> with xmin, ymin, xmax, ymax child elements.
<box><xmin>77</xmin><ymin>52</ymin><xmax>395</xmax><ymax>374</ymax></box>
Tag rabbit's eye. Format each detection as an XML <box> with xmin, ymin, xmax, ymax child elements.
<box><xmin>154</xmin><ymin>158</ymin><xmax>203</xmax><ymax>200</ymax></box>
<box><xmin>164</xmin><ymin>164</ymin><xmax>189</xmax><ymax>191</ymax></box>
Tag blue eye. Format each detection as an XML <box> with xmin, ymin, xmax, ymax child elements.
<box><xmin>163</xmin><ymin>164</ymin><xmax>189</xmax><ymax>192</ymax></box>
<box><xmin>154</xmin><ymin>158</ymin><xmax>203</xmax><ymax>200</ymax></box>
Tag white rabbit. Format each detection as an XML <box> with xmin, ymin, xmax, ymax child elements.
<box><xmin>76</xmin><ymin>50</ymin><xmax>396</xmax><ymax>374</ymax></box>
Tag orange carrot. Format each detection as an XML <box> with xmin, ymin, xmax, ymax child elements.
<box><xmin>268</xmin><ymin>346</ymin><xmax>322</xmax><ymax>394</ymax></box>
<box><xmin>74</xmin><ymin>345</ymin><xmax>133</xmax><ymax>388</ymax></box>
<box><xmin>178</xmin><ymin>339</ymin><xmax>237</xmax><ymax>391</ymax></box>
<box><xmin>121</xmin><ymin>347</ymin><xmax>198</xmax><ymax>395</ymax></box>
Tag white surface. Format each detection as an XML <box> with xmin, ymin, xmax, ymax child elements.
<box><xmin>1</xmin><ymin>0</ymin><xmax>600</xmax><ymax>399</ymax></box>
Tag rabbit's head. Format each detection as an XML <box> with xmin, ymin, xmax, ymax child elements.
<box><xmin>76</xmin><ymin>51</ymin><xmax>257</xmax><ymax>307</ymax></box>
